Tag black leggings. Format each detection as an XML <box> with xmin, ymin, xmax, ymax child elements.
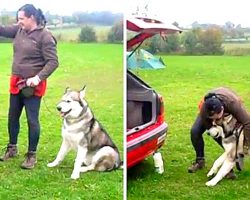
<box><xmin>191</xmin><ymin>114</ymin><xmax>222</xmax><ymax>160</ymax></box>
<box><xmin>8</xmin><ymin>94</ymin><xmax>41</xmax><ymax>152</ymax></box>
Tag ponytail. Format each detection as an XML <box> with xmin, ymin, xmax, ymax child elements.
<box><xmin>36</xmin><ymin>9</ymin><xmax>47</xmax><ymax>26</ymax></box>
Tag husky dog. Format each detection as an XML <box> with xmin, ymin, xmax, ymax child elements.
<box><xmin>47</xmin><ymin>86</ymin><xmax>121</xmax><ymax>179</ymax></box>
<box><xmin>206</xmin><ymin>115</ymin><xmax>244</xmax><ymax>186</ymax></box>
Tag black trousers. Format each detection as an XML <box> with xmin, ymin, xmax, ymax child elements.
<box><xmin>8</xmin><ymin>94</ymin><xmax>41</xmax><ymax>152</ymax></box>
<box><xmin>191</xmin><ymin>114</ymin><xmax>222</xmax><ymax>160</ymax></box>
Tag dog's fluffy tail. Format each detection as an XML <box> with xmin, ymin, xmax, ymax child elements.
<box><xmin>112</xmin><ymin>160</ymin><xmax>123</xmax><ymax>170</ymax></box>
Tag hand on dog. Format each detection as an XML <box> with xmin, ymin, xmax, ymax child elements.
<box><xmin>26</xmin><ymin>75</ymin><xmax>41</xmax><ymax>87</ymax></box>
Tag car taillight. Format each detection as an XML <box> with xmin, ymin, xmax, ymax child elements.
<box><xmin>158</xmin><ymin>96</ymin><xmax>165</xmax><ymax>122</ymax></box>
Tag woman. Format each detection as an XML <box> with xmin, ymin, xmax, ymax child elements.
<box><xmin>0</xmin><ymin>4</ymin><xmax>58</xmax><ymax>169</ymax></box>
<box><xmin>188</xmin><ymin>87</ymin><xmax>250</xmax><ymax>178</ymax></box>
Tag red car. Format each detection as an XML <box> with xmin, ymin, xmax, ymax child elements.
<box><xmin>127</xmin><ymin>16</ymin><xmax>181</xmax><ymax>169</ymax></box>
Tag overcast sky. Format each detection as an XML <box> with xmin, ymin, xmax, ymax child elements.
<box><xmin>1</xmin><ymin>0</ymin><xmax>249</xmax><ymax>27</ymax></box>
<box><xmin>1</xmin><ymin>0</ymin><xmax>124</xmax><ymax>15</ymax></box>
<box><xmin>127</xmin><ymin>0</ymin><xmax>250</xmax><ymax>27</ymax></box>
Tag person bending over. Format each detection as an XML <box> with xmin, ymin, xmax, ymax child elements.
<box><xmin>188</xmin><ymin>87</ymin><xmax>250</xmax><ymax>178</ymax></box>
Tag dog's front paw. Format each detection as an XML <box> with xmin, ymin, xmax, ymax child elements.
<box><xmin>80</xmin><ymin>166</ymin><xmax>90</xmax><ymax>173</ymax></box>
<box><xmin>70</xmin><ymin>172</ymin><xmax>80</xmax><ymax>180</ymax></box>
<box><xmin>206</xmin><ymin>179</ymin><xmax>217</xmax><ymax>187</ymax></box>
<box><xmin>47</xmin><ymin>161</ymin><xmax>58</xmax><ymax>168</ymax></box>
<box><xmin>207</xmin><ymin>170</ymin><xmax>215</xmax><ymax>177</ymax></box>
<box><xmin>207</xmin><ymin>168</ymin><xmax>217</xmax><ymax>177</ymax></box>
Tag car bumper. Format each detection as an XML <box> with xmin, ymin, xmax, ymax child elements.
<box><xmin>127</xmin><ymin>122</ymin><xmax>168</xmax><ymax>168</ymax></box>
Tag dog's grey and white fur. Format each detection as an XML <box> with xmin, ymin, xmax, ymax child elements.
<box><xmin>47</xmin><ymin>86</ymin><xmax>121</xmax><ymax>179</ymax></box>
<box><xmin>206</xmin><ymin>115</ymin><xmax>244</xmax><ymax>186</ymax></box>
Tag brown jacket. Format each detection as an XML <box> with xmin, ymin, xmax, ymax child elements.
<box><xmin>0</xmin><ymin>25</ymin><xmax>58</xmax><ymax>80</ymax></box>
<box><xmin>200</xmin><ymin>87</ymin><xmax>250</xmax><ymax>146</ymax></box>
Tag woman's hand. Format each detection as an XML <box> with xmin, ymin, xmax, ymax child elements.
<box><xmin>26</xmin><ymin>75</ymin><xmax>41</xmax><ymax>87</ymax></box>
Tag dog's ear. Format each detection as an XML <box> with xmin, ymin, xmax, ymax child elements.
<box><xmin>79</xmin><ymin>85</ymin><xmax>87</xmax><ymax>99</ymax></box>
<box><xmin>64</xmin><ymin>87</ymin><xmax>71</xmax><ymax>94</ymax></box>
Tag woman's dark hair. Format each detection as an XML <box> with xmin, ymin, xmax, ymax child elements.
<box><xmin>204</xmin><ymin>93</ymin><xmax>223</xmax><ymax>117</ymax></box>
<box><xmin>17</xmin><ymin>4</ymin><xmax>47</xmax><ymax>26</ymax></box>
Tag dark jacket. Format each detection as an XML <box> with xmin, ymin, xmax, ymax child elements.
<box><xmin>200</xmin><ymin>87</ymin><xmax>250</xmax><ymax>146</ymax></box>
<box><xmin>0</xmin><ymin>25</ymin><xmax>58</xmax><ymax>80</ymax></box>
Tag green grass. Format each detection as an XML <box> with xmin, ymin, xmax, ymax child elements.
<box><xmin>0</xmin><ymin>43</ymin><xmax>123</xmax><ymax>199</ymax></box>
<box><xmin>128</xmin><ymin>55</ymin><xmax>250</xmax><ymax>200</ymax></box>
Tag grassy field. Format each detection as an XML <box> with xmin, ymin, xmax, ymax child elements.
<box><xmin>223</xmin><ymin>42</ymin><xmax>250</xmax><ymax>49</ymax></box>
<box><xmin>0</xmin><ymin>43</ymin><xmax>123</xmax><ymax>199</ymax></box>
<box><xmin>127</xmin><ymin>56</ymin><xmax>250</xmax><ymax>200</ymax></box>
<box><xmin>223</xmin><ymin>42</ymin><xmax>250</xmax><ymax>55</ymax></box>
<box><xmin>50</xmin><ymin>26</ymin><xmax>111</xmax><ymax>42</ymax></box>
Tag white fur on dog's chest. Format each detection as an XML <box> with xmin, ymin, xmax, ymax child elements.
<box><xmin>61</xmin><ymin>127</ymin><xmax>85</xmax><ymax>149</ymax></box>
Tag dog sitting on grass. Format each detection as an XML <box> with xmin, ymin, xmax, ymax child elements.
<box><xmin>47</xmin><ymin>86</ymin><xmax>122</xmax><ymax>179</ymax></box>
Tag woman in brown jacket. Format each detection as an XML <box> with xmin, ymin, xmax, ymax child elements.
<box><xmin>0</xmin><ymin>4</ymin><xmax>58</xmax><ymax>169</ymax></box>
<box><xmin>188</xmin><ymin>87</ymin><xmax>250</xmax><ymax>177</ymax></box>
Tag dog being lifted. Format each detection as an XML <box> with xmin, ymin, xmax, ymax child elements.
<box><xmin>205</xmin><ymin>115</ymin><xmax>244</xmax><ymax>186</ymax></box>
<box><xmin>47</xmin><ymin>86</ymin><xmax>122</xmax><ymax>179</ymax></box>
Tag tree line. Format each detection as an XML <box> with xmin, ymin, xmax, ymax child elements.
<box><xmin>142</xmin><ymin>24</ymin><xmax>250</xmax><ymax>55</ymax></box>
<box><xmin>78</xmin><ymin>21</ymin><xmax>123</xmax><ymax>43</ymax></box>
